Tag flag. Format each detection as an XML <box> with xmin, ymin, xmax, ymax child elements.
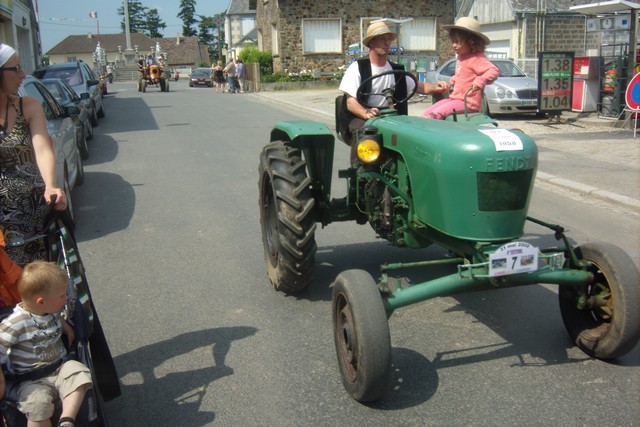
<box><xmin>89</xmin><ymin>12</ymin><xmax>98</xmax><ymax>18</ymax></box>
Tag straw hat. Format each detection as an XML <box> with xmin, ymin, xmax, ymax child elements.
<box><xmin>443</xmin><ymin>17</ymin><xmax>490</xmax><ymax>45</ymax></box>
<box><xmin>362</xmin><ymin>22</ymin><xmax>398</xmax><ymax>47</ymax></box>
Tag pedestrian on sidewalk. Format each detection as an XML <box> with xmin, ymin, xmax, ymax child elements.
<box><xmin>224</xmin><ymin>59</ymin><xmax>236</xmax><ymax>93</ymax></box>
<box><xmin>338</xmin><ymin>22</ymin><xmax>448</xmax><ymax>161</ymax></box>
<box><xmin>212</xmin><ymin>61</ymin><xmax>225</xmax><ymax>93</ymax></box>
<box><xmin>235</xmin><ymin>59</ymin><xmax>246</xmax><ymax>93</ymax></box>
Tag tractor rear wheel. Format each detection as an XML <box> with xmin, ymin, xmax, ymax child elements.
<box><xmin>332</xmin><ymin>270</ymin><xmax>391</xmax><ymax>402</ymax></box>
<box><xmin>559</xmin><ymin>242</ymin><xmax>640</xmax><ymax>359</ymax></box>
<box><xmin>159</xmin><ymin>78</ymin><xmax>166</xmax><ymax>92</ymax></box>
<box><xmin>258</xmin><ymin>141</ymin><xmax>317</xmax><ymax>293</ymax></box>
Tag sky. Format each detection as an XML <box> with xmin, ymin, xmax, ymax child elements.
<box><xmin>37</xmin><ymin>0</ymin><xmax>231</xmax><ymax>53</ymax></box>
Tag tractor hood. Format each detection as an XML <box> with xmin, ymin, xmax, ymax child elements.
<box><xmin>370</xmin><ymin>115</ymin><xmax>539</xmax><ymax>242</ymax></box>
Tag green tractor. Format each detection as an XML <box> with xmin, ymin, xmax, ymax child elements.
<box><xmin>257</xmin><ymin>70</ymin><xmax>640</xmax><ymax>402</ymax></box>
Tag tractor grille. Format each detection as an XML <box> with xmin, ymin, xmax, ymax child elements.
<box><xmin>516</xmin><ymin>89</ymin><xmax>538</xmax><ymax>100</ymax></box>
<box><xmin>477</xmin><ymin>170</ymin><xmax>533</xmax><ymax>211</ymax></box>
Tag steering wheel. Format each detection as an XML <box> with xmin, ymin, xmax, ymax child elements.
<box><xmin>356</xmin><ymin>69</ymin><xmax>418</xmax><ymax>109</ymax></box>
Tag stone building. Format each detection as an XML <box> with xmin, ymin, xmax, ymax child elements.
<box><xmin>0</xmin><ymin>0</ymin><xmax>41</xmax><ymax>73</ymax></box>
<box><xmin>256</xmin><ymin>0</ymin><xmax>457</xmax><ymax>74</ymax></box>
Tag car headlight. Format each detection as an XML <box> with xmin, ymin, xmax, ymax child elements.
<box><xmin>357</xmin><ymin>139</ymin><xmax>381</xmax><ymax>164</ymax></box>
<box><xmin>496</xmin><ymin>87</ymin><xmax>505</xmax><ymax>99</ymax></box>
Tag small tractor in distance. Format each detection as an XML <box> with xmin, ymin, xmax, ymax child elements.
<box><xmin>257</xmin><ymin>70</ymin><xmax>640</xmax><ymax>402</ymax></box>
<box><xmin>137</xmin><ymin>43</ymin><xmax>170</xmax><ymax>93</ymax></box>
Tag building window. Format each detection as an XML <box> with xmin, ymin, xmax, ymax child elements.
<box><xmin>271</xmin><ymin>24</ymin><xmax>279</xmax><ymax>56</ymax></box>
<box><xmin>241</xmin><ymin>17</ymin><xmax>255</xmax><ymax>37</ymax></box>
<box><xmin>400</xmin><ymin>18</ymin><xmax>437</xmax><ymax>51</ymax></box>
<box><xmin>302</xmin><ymin>19</ymin><xmax>341</xmax><ymax>54</ymax></box>
<box><xmin>66</xmin><ymin>56</ymin><xmax>77</xmax><ymax>62</ymax></box>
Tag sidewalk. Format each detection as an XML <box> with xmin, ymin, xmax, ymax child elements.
<box><xmin>253</xmin><ymin>89</ymin><xmax>640</xmax><ymax>212</ymax></box>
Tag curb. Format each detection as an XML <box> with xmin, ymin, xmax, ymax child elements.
<box><xmin>255</xmin><ymin>92</ymin><xmax>639</xmax><ymax>211</ymax></box>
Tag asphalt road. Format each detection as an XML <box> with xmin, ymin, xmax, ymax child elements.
<box><xmin>73</xmin><ymin>81</ymin><xmax>639</xmax><ymax>426</ymax></box>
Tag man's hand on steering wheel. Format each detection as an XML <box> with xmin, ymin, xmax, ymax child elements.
<box><xmin>356</xmin><ymin>69</ymin><xmax>418</xmax><ymax>109</ymax></box>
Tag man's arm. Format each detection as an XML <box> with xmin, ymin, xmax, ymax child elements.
<box><xmin>417</xmin><ymin>81</ymin><xmax>449</xmax><ymax>95</ymax></box>
<box><xmin>345</xmin><ymin>94</ymin><xmax>379</xmax><ymax>120</ymax></box>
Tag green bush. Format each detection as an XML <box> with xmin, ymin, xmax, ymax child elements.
<box><xmin>239</xmin><ymin>47</ymin><xmax>273</xmax><ymax>77</ymax></box>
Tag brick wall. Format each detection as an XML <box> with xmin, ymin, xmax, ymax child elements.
<box><xmin>257</xmin><ymin>0</ymin><xmax>455</xmax><ymax>73</ymax></box>
<box><xmin>523</xmin><ymin>14</ymin><xmax>601</xmax><ymax>59</ymax></box>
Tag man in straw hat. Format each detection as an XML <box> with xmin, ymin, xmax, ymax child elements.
<box><xmin>339</xmin><ymin>21</ymin><xmax>448</xmax><ymax>158</ymax></box>
<box><xmin>421</xmin><ymin>17</ymin><xmax>498</xmax><ymax>119</ymax></box>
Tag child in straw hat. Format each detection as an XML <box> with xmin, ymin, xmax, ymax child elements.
<box><xmin>422</xmin><ymin>17</ymin><xmax>499</xmax><ymax>119</ymax></box>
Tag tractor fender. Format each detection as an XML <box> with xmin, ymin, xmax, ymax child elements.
<box><xmin>270</xmin><ymin>121</ymin><xmax>336</xmax><ymax>206</ymax></box>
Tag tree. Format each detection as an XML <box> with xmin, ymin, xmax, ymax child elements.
<box><xmin>118</xmin><ymin>0</ymin><xmax>148</xmax><ymax>33</ymax></box>
<box><xmin>146</xmin><ymin>8</ymin><xmax>167</xmax><ymax>38</ymax></box>
<box><xmin>198</xmin><ymin>15</ymin><xmax>215</xmax><ymax>63</ymax></box>
<box><xmin>178</xmin><ymin>0</ymin><xmax>198</xmax><ymax>37</ymax></box>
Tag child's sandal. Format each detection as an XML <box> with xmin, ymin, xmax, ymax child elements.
<box><xmin>58</xmin><ymin>417</ymin><xmax>76</xmax><ymax>427</ymax></box>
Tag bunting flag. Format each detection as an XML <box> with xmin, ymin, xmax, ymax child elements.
<box><xmin>88</xmin><ymin>12</ymin><xmax>98</xmax><ymax>18</ymax></box>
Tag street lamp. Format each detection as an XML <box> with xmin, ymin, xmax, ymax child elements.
<box><xmin>371</xmin><ymin>17</ymin><xmax>413</xmax><ymax>63</ymax></box>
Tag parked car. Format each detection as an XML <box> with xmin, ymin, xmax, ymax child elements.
<box><xmin>425</xmin><ymin>58</ymin><xmax>540</xmax><ymax>116</ymax></box>
<box><xmin>189</xmin><ymin>68</ymin><xmax>213</xmax><ymax>87</ymax></box>
<box><xmin>33</xmin><ymin>60</ymin><xmax>105</xmax><ymax>126</ymax></box>
<box><xmin>92</xmin><ymin>67</ymin><xmax>109</xmax><ymax>96</ymax></box>
<box><xmin>41</xmin><ymin>78</ymin><xmax>92</xmax><ymax>159</ymax></box>
<box><xmin>19</xmin><ymin>76</ymin><xmax>84</xmax><ymax>224</ymax></box>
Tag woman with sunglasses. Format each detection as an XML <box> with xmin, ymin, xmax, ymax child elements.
<box><xmin>0</xmin><ymin>43</ymin><xmax>67</xmax><ymax>266</ymax></box>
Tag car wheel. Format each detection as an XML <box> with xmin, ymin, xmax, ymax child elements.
<box><xmin>75</xmin><ymin>151</ymin><xmax>85</xmax><ymax>187</ymax></box>
<box><xmin>77</xmin><ymin>132</ymin><xmax>89</xmax><ymax>161</ymax></box>
<box><xmin>86</xmin><ymin>120</ymin><xmax>94</xmax><ymax>141</ymax></box>
<box><xmin>89</xmin><ymin>103</ymin><xmax>98</xmax><ymax>126</ymax></box>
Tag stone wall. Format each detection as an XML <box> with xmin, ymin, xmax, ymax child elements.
<box><xmin>523</xmin><ymin>14</ymin><xmax>601</xmax><ymax>59</ymax></box>
<box><xmin>257</xmin><ymin>0</ymin><xmax>456</xmax><ymax>73</ymax></box>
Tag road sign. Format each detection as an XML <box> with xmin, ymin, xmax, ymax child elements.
<box><xmin>625</xmin><ymin>72</ymin><xmax>640</xmax><ymax>110</ymax></box>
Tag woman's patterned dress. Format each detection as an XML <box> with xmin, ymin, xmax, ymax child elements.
<box><xmin>0</xmin><ymin>100</ymin><xmax>48</xmax><ymax>265</ymax></box>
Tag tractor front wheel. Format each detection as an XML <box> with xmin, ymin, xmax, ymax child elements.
<box><xmin>332</xmin><ymin>270</ymin><xmax>391</xmax><ymax>402</ymax></box>
<box><xmin>258</xmin><ymin>141</ymin><xmax>317</xmax><ymax>293</ymax></box>
<box><xmin>159</xmin><ymin>78</ymin><xmax>166</xmax><ymax>92</ymax></box>
<box><xmin>559</xmin><ymin>242</ymin><xmax>640</xmax><ymax>359</ymax></box>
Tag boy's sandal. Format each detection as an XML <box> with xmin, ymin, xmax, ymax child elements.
<box><xmin>58</xmin><ymin>417</ymin><xmax>76</xmax><ymax>427</ymax></box>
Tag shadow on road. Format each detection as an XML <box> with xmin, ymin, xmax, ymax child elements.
<box><xmin>108</xmin><ymin>326</ymin><xmax>257</xmax><ymax>425</ymax></box>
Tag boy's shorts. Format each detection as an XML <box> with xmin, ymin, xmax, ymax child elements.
<box><xmin>14</xmin><ymin>360</ymin><xmax>92</xmax><ymax>421</ymax></box>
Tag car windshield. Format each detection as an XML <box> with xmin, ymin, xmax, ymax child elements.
<box><xmin>35</xmin><ymin>68</ymin><xmax>83</xmax><ymax>86</ymax></box>
<box><xmin>42</xmin><ymin>82</ymin><xmax>68</xmax><ymax>103</ymax></box>
<box><xmin>192</xmin><ymin>70</ymin><xmax>209</xmax><ymax>76</ymax></box>
<box><xmin>493</xmin><ymin>61</ymin><xmax>527</xmax><ymax>78</ymax></box>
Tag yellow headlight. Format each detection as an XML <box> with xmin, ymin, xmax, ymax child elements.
<box><xmin>357</xmin><ymin>139</ymin><xmax>381</xmax><ymax>163</ymax></box>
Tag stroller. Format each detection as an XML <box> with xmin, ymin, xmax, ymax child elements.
<box><xmin>0</xmin><ymin>214</ymin><xmax>121</xmax><ymax>426</ymax></box>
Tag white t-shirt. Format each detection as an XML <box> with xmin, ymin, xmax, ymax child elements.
<box><xmin>339</xmin><ymin>60</ymin><xmax>416</xmax><ymax>108</ymax></box>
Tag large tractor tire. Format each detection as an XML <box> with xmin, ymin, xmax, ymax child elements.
<box><xmin>159</xmin><ymin>78</ymin><xmax>166</xmax><ymax>92</ymax></box>
<box><xmin>559</xmin><ymin>242</ymin><xmax>640</xmax><ymax>359</ymax></box>
<box><xmin>332</xmin><ymin>270</ymin><xmax>391</xmax><ymax>402</ymax></box>
<box><xmin>258</xmin><ymin>141</ymin><xmax>317</xmax><ymax>294</ymax></box>
<box><xmin>137</xmin><ymin>79</ymin><xmax>143</xmax><ymax>92</ymax></box>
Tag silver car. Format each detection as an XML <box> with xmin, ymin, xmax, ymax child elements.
<box><xmin>425</xmin><ymin>58</ymin><xmax>540</xmax><ymax>115</ymax></box>
<box><xmin>41</xmin><ymin>78</ymin><xmax>92</xmax><ymax>160</ymax></box>
<box><xmin>19</xmin><ymin>76</ymin><xmax>84</xmax><ymax>223</ymax></box>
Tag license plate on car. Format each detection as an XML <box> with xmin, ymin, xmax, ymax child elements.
<box><xmin>520</xmin><ymin>99</ymin><xmax>537</xmax><ymax>106</ymax></box>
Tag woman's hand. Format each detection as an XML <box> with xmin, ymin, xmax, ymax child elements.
<box><xmin>44</xmin><ymin>187</ymin><xmax>67</xmax><ymax>211</ymax></box>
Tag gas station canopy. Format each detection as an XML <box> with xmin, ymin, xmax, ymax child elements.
<box><xmin>570</xmin><ymin>0</ymin><xmax>640</xmax><ymax>15</ymax></box>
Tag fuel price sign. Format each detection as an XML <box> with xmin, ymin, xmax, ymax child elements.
<box><xmin>537</xmin><ymin>51</ymin><xmax>574</xmax><ymax>114</ymax></box>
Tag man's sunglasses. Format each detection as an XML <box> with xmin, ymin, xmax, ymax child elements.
<box><xmin>1</xmin><ymin>65</ymin><xmax>23</xmax><ymax>73</ymax></box>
